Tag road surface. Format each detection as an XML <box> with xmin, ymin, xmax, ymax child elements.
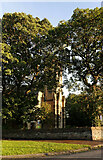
<box><xmin>2</xmin><ymin>148</ymin><xmax>103</xmax><ymax>160</ymax></box>
<box><xmin>48</xmin><ymin>148</ymin><xmax>103</xmax><ymax>159</ymax></box>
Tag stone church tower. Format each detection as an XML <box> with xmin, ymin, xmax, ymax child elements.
<box><xmin>37</xmin><ymin>72</ymin><xmax>66</xmax><ymax>128</ymax></box>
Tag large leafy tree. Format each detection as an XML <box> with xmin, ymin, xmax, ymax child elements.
<box><xmin>64</xmin><ymin>7</ymin><xmax>103</xmax><ymax>92</ymax></box>
<box><xmin>64</xmin><ymin>8</ymin><xmax>103</xmax><ymax>126</ymax></box>
<box><xmin>2</xmin><ymin>8</ymin><xmax>103</xmax><ymax>128</ymax></box>
<box><xmin>33</xmin><ymin>20</ymin><xmax>70</xmax><ymax>91</ymax></box>
<box><xmin>66</xmin><ymin>90</ymin><xmax>103</xmax><ymax>127</ymax></box>
<box><xmin>41</xmin><ymin>7</ymin><xmax>103</xmax><ymax>126</ymax></box>
<box><xmin>2</xmin><ymin>12</ymin><xmax>53</xmax><ymax>126</ymax></box>
<box><xmin>68</xmin><ymin>8</ymin><xmax>103</xmax><ymax>91</ymax></box>
<box><xmin>45</xmin><ymin>7</ymin><xmax>103</xmax><ymax>92</ymax></box>
<box><xmin>66</xmin><ymin>93</ymin><xmax>92</xmax><ymax>127</ymax></box>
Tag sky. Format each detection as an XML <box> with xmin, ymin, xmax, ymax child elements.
<box><xmin>0</xmin><ymin>0</ymin><xmax>102</xmax><ymax>96</ymax></box>
<box><xmin>0</xmin><ymin>1</ymin><xmax>102</xmax><ymax>26</ymax></box>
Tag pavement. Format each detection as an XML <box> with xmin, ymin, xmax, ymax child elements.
<box><xmin>48</xmin><ymin>148</ymin><xmax>103</xmax><ymax>159</ymax></box>
<box><xmin>1</xmin><ymin>140</ymin><xmax>103</xmax><ymax>160</ymax></box>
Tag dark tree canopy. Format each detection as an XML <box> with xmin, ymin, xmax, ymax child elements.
<box><xmin>2</xmin><ymin>8</ymin><xmax>103</xmax><ymax>128</ymax></box>
<box><xmin>38</xmin><ymin>7</ymin><xmax>103</xmax><ymax>127</ymax></box>
<box><xmin>67</xmin><ymin>7</ymin><xmax>103</xmax><ymax>91</ymax></box>
<box><xmin>66</xmin><ymin>85</ymin><xmax>103</xmax><ymax>127</ymax></box>
<box><xmin>45</xmin><ymin>7</ymin><xmax>103</xmax><ymax>92</ymax></box>
<box><xmin>2</xmin><ymin>12</ymin><xmax>53</xmax><ymax>126</ymax></box>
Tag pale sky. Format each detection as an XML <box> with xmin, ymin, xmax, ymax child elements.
<box><xmin>0</xmin><ymin>1</ymin><xmax>101</xmax><ymax>26</ymax></box>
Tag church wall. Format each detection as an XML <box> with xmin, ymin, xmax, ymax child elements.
<box><xmin>37</xmin><ymin>72</ymin><xmax>66</xmax><ymax>128</ymax></box>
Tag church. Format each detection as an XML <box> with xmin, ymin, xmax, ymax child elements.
<box><xmin>37</xmin><ymin>72</ymin><xmax>66</xmax><ymax>128</ymax></box>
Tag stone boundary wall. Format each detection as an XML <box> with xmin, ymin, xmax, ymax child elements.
<box><xmin>2</xmin><ymin>127</ymin><xmax>103</xmax><ymax>141</ymax></box>
<box><xmin>2</xmin><ymin>128</ymin><xmax>92</xmax><ymax>140</ymax></box>
<box><xmin>91</xmin><ymin>127</ymin><xmax>103</xmax><ymax>140</ymax></box>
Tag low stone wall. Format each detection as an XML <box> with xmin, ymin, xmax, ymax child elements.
<box><xmin>91</xmin><ymin>127</ymin><xmax>103</xmax><ymax>140</ymax></box>
<box><xmin>2</xmin><ymin>127</ymin><xmax>103</xmax><ymax>141</ymax></box>
<box><xmin>2</xmin><ymin>127</ymin><xmax>92</xmax><ymax>140</ymax></box>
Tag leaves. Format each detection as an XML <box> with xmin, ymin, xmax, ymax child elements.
<box><xmin>46</xmin><ymin>7</ymin><xmax>103</xmax><ymax>90</ymax></box>
<box><xmin>2</xmin><ymin>12</ymin><xmax>53</xmax><ymax>126</ymax></box>
<box><xmin>2</xmin><ymin>8</ymin><xmax>103</xmax><ymax>128</ymax></box>
<box><xmin>66</xmin><ymin>88</ymin><xmax>103</xmax><ymax>127</ymax></box>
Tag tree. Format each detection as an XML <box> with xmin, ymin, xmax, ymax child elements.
<box><xmin>45</xmin><ymin>7</ymin><xmax>103</xmax><ymax>92</ymax></box>
<box><xmin>32</xmin><ymin>20</ymin><xmax>71</xmax><ymax>92</ymax></box>
<box><xmin>64</xmin><ymin>8</ymin><xmax>103</xmax><ymax>126</ymax></box>
<box><xmin>65</xmin><ymin>7</ymin><xmax>103</xmax><ymax>92</ymax></box>
<box><xmin>0</xmin><ymin>19</ymin><xmax>2</xmax><ymax>128</ymax></box>
<box><xmin>66</xmin><ymin>93</ymin><xmax>91</xmax><ymax>127</ymax></box>
<box><xmin>41</xmin><ymin>8</ymin><xmax>103</xmax><ymax>127</ymax></box>
<box><xmin>35</xmin><ymin>102</ymin><xmax>54</xmax><ymax>128</ymax></box>
<box><xmin>2</xmin><ymin>12</ymin><xmax>53</xmax><ymax>127</ymax></box>
<box><xmin>66</xmin><ymin>89</ymin><xmax>103</xmax><ymax>127</ymax></box>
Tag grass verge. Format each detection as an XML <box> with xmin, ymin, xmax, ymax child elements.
<box><xmin>2</xmin><ymin>140</ymin><xmax>91</xmax><ymax>156</ymax></box>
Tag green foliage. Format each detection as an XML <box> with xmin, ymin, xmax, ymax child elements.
<box><xmin>2</xmin><ymin>12</ymin><xmax>53</xmax><ymax>127</ymax></box>
<box><xmin>39</xmin><ymin>102</ymin><xmax>53</xmax><ymax>120</ymax></box>
<box><xmin>67</xmin><ymin>7</ymin><xmax>103</xmax><ymax>89</ymax></box>
<box><xmin>33</xmin><ymin>102</ymin><xmax>54</xmax><ymax>128</ymax></box>
<box><xmin>66</xmin><ymin>88</ymin><xmax>103</xmax><ymax>127</ymax></box>
<box><xmin>43</xmin><ymin>7</ymin><xmax>103</xmax><ymax>126</ymax></box>
<box><xmin>71</xmin><ymin>8</ymin><xmax>102</xmax><ymax>90</ymax></box>
<box><xmin>88</xmin><ymin>86</ymin><xmax>103</xmax><ymax>126</ymax></box>
<box><xmin>2</xmin><ymin>8</ymin><xmax>103</xmax><ymax>128</ymax></box>
<box><xmin>66</xmin><ymin>93</ymin><xmax>91</xmax><ymax>127</ymax></box>
<box><xmin>45</xmin><ymin>7</ymin><xmax>103</xmax><ymax>91</ymax></box>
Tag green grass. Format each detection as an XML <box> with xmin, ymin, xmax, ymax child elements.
<box><xmin>0</xmin><ymin>140</ymin><xmax>1</xmax><ymax>156</ymax></box>
<box><xmin>2</xmin><ymin>140</ymin><xmax>91</xmax><ymax>156</ymax></box>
